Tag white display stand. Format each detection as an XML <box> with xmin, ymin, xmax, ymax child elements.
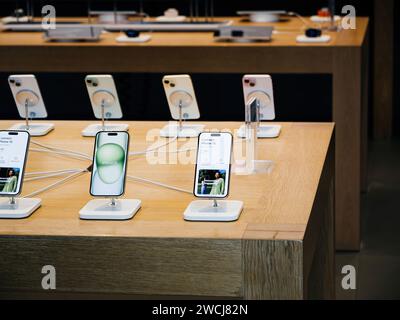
<box><xmin>1</xmin><ymin>16</ymin><xmax>30</xmax><ymax>24</ymax></box>
<box><xmin>10</xmin><ymin>93</ymin><xmax>54</xmax><ymax>136</ymax></box>
<box><xmin>310</xmin><ymin>15</ymin><xmax>341</xmax><ymax>23</ymax></box>
<box><xmin>82</xmin><ymin>90</ymin><xmax>129</xmax><ymax>137</ymax></box>
<box><xmin>0</xmin><ymin>197</ymin><xmax>41</xmax><ymax>219</ymax></box>
<box><xmin>296</xmin><ymin>35</ymin><xmax>331</xmax><ymax>43</ymax></box>
<box><xmin>233</xmin><ymin>98</ymin><xmax>275</xmax><ymax>175</ymax></box>
<box><xmin>237</xmin><ymin>123</ymin><xmax>281</xmax><ymax>138</ymax></box>
<box><xmin>79</xmin><ymin>198</ymin><xmax>141</xmax><ymax>220</ymax></box>
<box><xmin>9</xmin><ymin>123</ymin><xmax>54</xmax><ymax>136</ymax></box>
<box><xmin>160</xmin><ymin>121</ymin><xmax>205</xmax><ymax>138</ymax></box>
<box><xmin>115</xmin><ymin>34</ymin><xmax>152</xmax><ymax>43</ymax></box>
<box><xmin>237</xmin><ymin>87</ymin><xmax>280</xmax><ymax>139</ymax></box>
<box><xmin>161</xmin><ymin>88</ymin><xmax>205</xmax><ymax>138</ymax></box>
<box><xmin>155</xmin><ymin>16</ymin><xmax>186</xmax><ymax>22</ymax></box>
<box><xmin>156</xmin><ymin>8</ymin><xmax>186</xmax><ymax>22</ymax></box>
<box><xmin>184</xmin><ymin>199</ymin><xmax>243</xmax><ymax>222</ymax></box>
<box><xmin>82</xmin><ymin>123</ymin><xmax>129</xmax><ymax>137</ymax></box>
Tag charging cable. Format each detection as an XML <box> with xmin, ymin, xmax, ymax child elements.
<box><xmin>129</xmin><ymin>136</ymin><xmax>178</xmax><ymax>156</ymax></box>
<box><xmin>30</xmin><ymin>148</ymin><xmax>91</xmax><ymax>161</ymax></box>
<box><xmin>25</xmin><ymin>168</ymin><xmax>84</xmax><ymax>177</ymax></box>
<box><xmin>23</xmin><ymin>169</ymin><xmax>88</xmax><ymax>198</ymax></box>
<box><xmin>127</xmin><ymin>174</ymin><xmax>192</xmax><ymax>194</ymax></box>
<box><xmin>30</xmin><ymin>140</ymin><xmax>92</xmax><ymax>160</ymax></box>
<box><xmin>31</xmin><ymin>137</ymin><xmax>182</xmax><ymax>159</ymax></box>
<box><xmin>287</xmin><ymin>11</ymin><xmax>312</xmax><ymax>27</ymax></box>
<box><xmin>24</xmin><ymin>169</ymin><xmax>85</xmax><ymax>182</ymax></box>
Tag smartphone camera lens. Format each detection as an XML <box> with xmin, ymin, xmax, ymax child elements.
<box><xmin>244</xmin><ymin>79</ymin><xmax>250</xmax><ymax>84</ymax></box>
<box><xmin>15</xmin><ymin>81</ymin><xmax>21</xmax><ymax>87</ymax></box>
<box><xmin>92</xmin><ymin>82</ymin><xmax>98</xmax><ymax>87</ymax></box>
<box><xmin>9</xmin><ymin>79</ymin><xmax>15</xmax><ymax>84</ymax></box>
<box><xmin>87</xmin><ymin>79</ymin><xmax>92</xmax><ymax>84</ymax></box>
<box><xmin>250</xmin><ymin>82</ymin><xmax>255</xmax><ymax>87</ymax></box>
<box><xmin>170</xmin><ymin>83</ymin><xmax>175</xmax><ymax>88</ymax></box>
<box><xmin>164</xmin><ymin>80</ymin><xmax>170</xmax><ymax>84</ymax></box>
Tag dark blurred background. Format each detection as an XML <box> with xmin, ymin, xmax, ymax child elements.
<box><xmin>0</xmin><ymin>0</ymin><xmax>375</xmax><ymax>17</ymax></box>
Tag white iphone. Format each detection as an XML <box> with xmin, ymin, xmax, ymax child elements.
<box><xmin>8</xmin><ymin>75</ymin><xmax>48</xmax><ymax>119</ymax></box>
<box><xmin>90</xmin><ymin>131</ymin><xmax>129</xmax><ymax>197</ymax></box>
<box><xmin>242</xmin><ymin>74</ymin><xmax>275</xmax><ymax>120</ymax></box>
<box><xmin>0</xmin><ymin>131</ymin><xmax>30</xmax><ymax>197</ymax></box>
<box><xmin>194</xmin><ymin>132</ymin><xmax>233</xmax><ymax>199</ymax></box>
<box><xmin>85</xmin><ymin>75</ymin><xmax>123</xmax><ymax>119</ymax></box>
<box><xmin>162</xmin><ymin>74</ymin><xmax>200</xmax><ymax>120</ymax></box>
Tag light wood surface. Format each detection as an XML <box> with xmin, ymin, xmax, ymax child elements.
<box><xmin>0</xmin><ymin>16</ymin><xmax>366</xmax><ymax>250</ymax></box>
<box><xmin>0</xmin><ymin>120</ymin><xmax>334</xmax><ymax>299</ymax></box>
<box><xmin>0</xmin><ymin>121</ymin><xmax>331</xmax><ymax>239</ymax></box>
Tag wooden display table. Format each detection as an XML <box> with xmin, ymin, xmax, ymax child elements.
<box><xmin>0</xmin><ymin>17</ymin><xmax>368</xmax><ymax>250</ymax></box>
<box><xmin>0</xmin><ymin>121</ymin><xmax>334</xmax><ymax>299</ymax></box>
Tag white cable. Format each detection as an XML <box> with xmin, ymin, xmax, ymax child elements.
<box><xmin>25</xmin><ymin>168</ymin><xmax>84</xmax><ymax>176</ymax></box>
<box><xmin>30</xmin><ymin>140</ymin><xmax>92</xmax><ymax>160</ymax></box>
<box><xmin>23</xmin><ymin>170</ymin><xmax>88</xmax><ymax>198</ymax></box>
<box><xmin>24</xmin><ymin>170</ymin><xmax>83</xmax><ymax>182</ymax></box>
<box><xmin>32</xmin><ymin>136</ymin><xmax>181</xmax><ymax>159</ymax></box>
<box><xmin>153</xmin><ymin>138</ymin><xmax>245</xmax><ymax>154</ymax></box>
<box><xmin>31</xmin><ymin>140</ymin><xmax>91</xmax><ymax>158</ymax></box>
<box><xmin>129</xmin><ymin>136</ymin><xmax>178</xmax><ymax>156</ymax></box>
<box><xmin>133</xmin><ymin>136</ymin><xmax>245</xmax><ymax>157</ymax></box>
<box><xmin>287</xmin><ymin>11</ymin><xmax>312</xmax><ymax>28</ymax></box>
<box><xmin>30</xmin><ymin>148</ymin><xmax>91</xmax><ymax>161</ymax></box>
<box><xmin>127</xmin><ymin>174</ymin><xmax>192</xmax><ymax>194</ymax></box>
<box><xmin>153</xmin><ymin>146</ymin><xmax>197</xmax><ymax>154</ymax></box>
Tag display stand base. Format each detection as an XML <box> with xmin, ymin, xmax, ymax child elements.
<box><xmin>81</xmin><ymin>123</ymin><xmax>129</xmax><ymax>137</ymax></box>
<box><xmin>237</xmin><ymin>124</ymin><xmax>281</xmax><ymax>138</ymax></box>
<box><xmin>79</xmin><ymin>199</ymin><xmax>141</xmax><ymax>220</ymax></box>
<box><xmin>160</xmin><ymin>123</ymin><xmax>205</xmax><ymax>138</ymax></box>
<box><xmin>0</xmin><ymin>198</ymin><xmax>41</xmax><ymax>219</ymax></box>
<box><xmin>310</xmin><ymin>15</ymin><xmax>341</xmax><ymax>23</ymax></box>
<box><xmin>155</xmin><ymin>16</ymin><xmax>186</xmax><ymax>22</ymax></box>
<box><xmin>183</xmin><ymin>200</ymin><xmax>243</xmax><ymax>222</ymax></box>
<box><xmin>296</xmin><ymin>35</ymin><xmax>331</xmax><ymax>43</ymax></box>
<box><xmin>115</xmin><ymin>35</ymin><xmax>152</xmax><ymax>43</ymax></box>
<box><xmin>233</xmin><ymin>159</ymin><xmax>275</xmax><ymax>175</ymax></box>
<box><xmin>9</xmin><ymin>123</ymin><xmax>54</xmax><ymax>136</ymax></box>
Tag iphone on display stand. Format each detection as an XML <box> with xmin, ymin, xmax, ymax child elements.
<box><xmin>81</xmin><ymin>75</ymin><xmax>129</xmax><ymax>137</ymax></box>
<box><xmin>0</xmin><ymin>131</ymin><xmax>42</xmax><ymax>218</ymax></box>
<box><xmin>160</xmin><ymin>74</ymin><xmax>205</xmax><ymax>138</ymax></box>
<box><xmin>8</xmin><ymin>75</ymin><xmax>54</xmax><ymax>136</ymax></box>
<box><xmin>79</xmin><ymin>131</ymin><xmax>141</xmax><ymax>220</ymax></box>
<box><xmin>237</xmin><ymin>74</ymin><xmax>281</xmax><ymax>138</ymax></box>
<box><xmin>183</xmin><ymin>132</ymin><xmax>243</xmax><ymax>221</ymax></box>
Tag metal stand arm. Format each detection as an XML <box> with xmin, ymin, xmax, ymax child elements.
<box><xmin>9</xmin><ymin>197</ymin><xmax>16</xmax><ymax>205</ymax></box>
<box><xmin>178</xmin><ymin>99</ymin><xmax>183</xmax><ymax>132</ymax></box>
<box><xmin>24</xmin><ymin>98</ymin><xmax>30</xmax><ymax>130</ymax></box>
<box><xmin>101</xmin><ymin>99</ymin><xmax>106</xmax><ymax>131</ymax></box>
